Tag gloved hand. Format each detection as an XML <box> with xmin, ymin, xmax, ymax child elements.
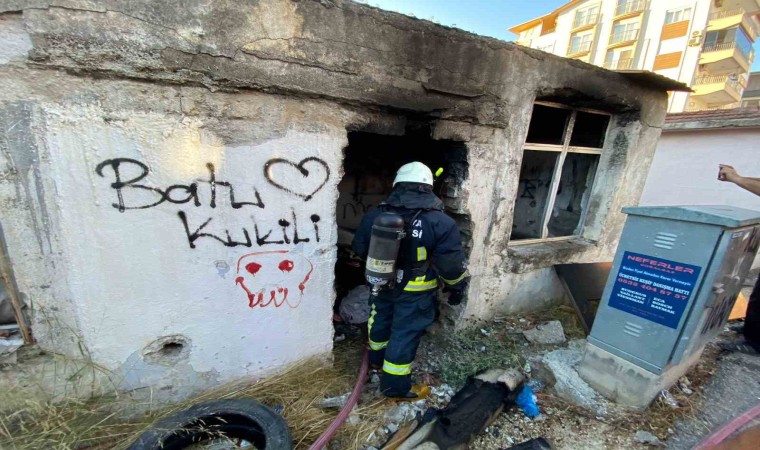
<box><xmin>447</xmin><ymin>289</ymin><xmax>464</xmax><ymax>306</ymax></box>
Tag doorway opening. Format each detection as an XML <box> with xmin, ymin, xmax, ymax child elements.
<box><xmin>333</xmin><ymin>124</ymin><xmax>470</xmax><ymax>331</ymax></box>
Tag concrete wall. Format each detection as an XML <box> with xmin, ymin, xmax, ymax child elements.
<box><xmin>0</xmin><ymin>0</ymin><xmax>667</xmax><ymax>397</ymax></box>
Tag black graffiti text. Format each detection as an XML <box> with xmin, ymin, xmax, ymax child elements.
<box><xmin>95</xmin><ymin>158</ymin><xmax>265</xmax><ymax>212</ymax></box>
<box><xmin>179</xmin><ymin>210</ymin><xmax>322</xmax><ymax>249</ymax></box>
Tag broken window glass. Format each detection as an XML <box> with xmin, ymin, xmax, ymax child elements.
<box><xmin>511</xmin><ymin>103</ymin><xmax>609</xmax><ymax>243</ymax></box>
<box><xmin>511</xmin><ymin>151</ymin><xmax>558</xmax><ymax>240</ymax></box>
<box><xmin>570</xmin><ymin>112</ymin><xmax>610</xmax><ymax>148</ymax></box>
<box><xmin>547</xmin><ymin>153</ymin><xmax>600</xmax><ymax>237</ymax></box>
<box><xmin>525</xmin><ymin>105</ymin><xmax>571</xmax><ymax>145</ymax></box>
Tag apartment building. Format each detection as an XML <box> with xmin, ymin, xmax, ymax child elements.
<box><xmin>510</xmin><ymin>0</ymin><xmax>760</xmax><ymax>112</ymax></box>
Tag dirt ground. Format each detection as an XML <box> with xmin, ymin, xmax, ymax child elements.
<box><xmin>0</xmin><ymin>304</ymin><xmax>748</xmax><ymax>450</ymax></box>
<box><xmin>377</xmin><ymin>306</ymin><xmax>726</xmax><ymax>450</ymax></box>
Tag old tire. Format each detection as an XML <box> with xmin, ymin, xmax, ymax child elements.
<box><xmin>128</xmin><ymin>398</ymin><xmax>292</xmax><ymax>450</ymax></box>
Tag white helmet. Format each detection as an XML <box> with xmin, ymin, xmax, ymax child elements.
<box><xmin>393</xmin><ymin>162</ymin><xmax>434</xmax><ymax>186</ymax></box>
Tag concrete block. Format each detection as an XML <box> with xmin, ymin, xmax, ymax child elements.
<box><xmin>578</xmin><ymin>342</ymin><xmax>703</xmax><ymax>410</ymax></box>
<box><xmin>536</xmin><ymin>341</ymin><xmax>610</xmax><ymax>416</ymax></box>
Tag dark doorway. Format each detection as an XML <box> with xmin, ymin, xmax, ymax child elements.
<box><xmin>333</xmin><ymin>125</ymin><xmax>470</xmax><ymax>327</ymax></box>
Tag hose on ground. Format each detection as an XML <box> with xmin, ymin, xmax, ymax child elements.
<box><xmin>307</xmin><ymin>347</ymin><xmax>370</xmax><ymax>450</ymax></box>
<box><xmin>693</xmin><ymin>402</ymin><xmax>760</xmax><ymax>449</ymax></box>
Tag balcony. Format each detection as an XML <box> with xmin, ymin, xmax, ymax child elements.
<box><xmin>708</xmin><ymin>9</ymin><xmax>759</xmax><ymax>40</ymax></box>
<box><xmin>700</xmin><ymin>41</ymin><xmax>755</xmax><ymax>73</ymax></box>
<box><xmin>573</xmin><ymin>12</ymin><xmax>599</xmax><ymax>31</ymax></box>
<box><xmin>567</xmin><ymin>41</ymin><xmax>592</xmax><ymax>57</ymax></box>
<box><xmin>609</xmin><ymin>28</ymin><xmax>640</xmax><ymax>47</ymax></box>
<box><xmin>691</xmin><ymin>74</ymin><xmax>744</xmax><ymax>105</ymax></box>
<box><xmin>603</xmin><ymin>58</ymin><xmax>634</xmax><ymax>70</ymax></box>
<box><xmin>614</xmin><ymin>0</ymin><xmax>646</xmax><ymax>19</ymax></box>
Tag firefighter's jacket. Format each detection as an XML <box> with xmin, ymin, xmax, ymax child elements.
<box><xmin>353</xmin><ymin>183</ymin><xmax>468</xmax><ymax>293</ymax></box>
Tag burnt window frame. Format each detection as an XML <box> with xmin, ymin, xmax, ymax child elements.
<box><xmin>510</xmin><ymin>101</ymin><xmax>612</xmax><ymax>246</ymax></box>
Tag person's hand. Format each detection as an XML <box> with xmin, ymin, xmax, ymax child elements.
<box><xmin>719</xmin><ymin>164</ymin><xmax>740</xmax><ymax>183</ymax></box>
<box><xmin>447</xmin><ymin>289</ymin><xmax>464</xmax><ymax>306</ymax></box>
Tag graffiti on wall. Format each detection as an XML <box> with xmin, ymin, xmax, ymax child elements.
<box><xmin>95</xmin><ymin>156</ymin><xmax>329</xmax><ymax>249</ymax></box>
<box><xmin>264</xmin><ymin>157</ymin><xmax>330</xmax><ymax>201</ymax></box>
<box><xmin>235</xmin><ymin>250</ymin><xmax>314</xmax><ymax>308</ymax></box>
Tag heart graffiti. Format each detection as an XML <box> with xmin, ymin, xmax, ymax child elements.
<box><xmin>264</xmin><ymin>157</ymin><xmax>330</xmax><ymax>201</ymax></box>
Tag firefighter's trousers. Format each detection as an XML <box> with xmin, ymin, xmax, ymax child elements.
<box><xmin>368</xmin><ymin>289</ymin><xmax>436</xmax><ymax>396</ymax></box>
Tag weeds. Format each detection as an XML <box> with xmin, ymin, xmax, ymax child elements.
<box><xmin>423</xmin><ymin>326</ymin><xmax>525</xmax><ymax>389</ymax></box>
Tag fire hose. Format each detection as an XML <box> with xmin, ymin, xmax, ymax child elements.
<box><xmin>692</xmin><ymin>401</ymin><xmax>760</xmax><ymax>449</ymax></box>
<box><xmin>307</xmin><ymin>347</ymin><xmax>370</xmax><ymax>450</ymax></box>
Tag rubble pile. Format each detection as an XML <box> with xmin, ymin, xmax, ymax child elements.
<box><xmin>330</xmin><ymin>312</ymin><xmax>721</xmax><ymax>449</ymax></box>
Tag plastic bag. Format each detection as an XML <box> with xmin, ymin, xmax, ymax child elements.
<box><xmin>515</xmin><ymin>385</ymin><xmax>540</xmax><ymax>418</ymax></box>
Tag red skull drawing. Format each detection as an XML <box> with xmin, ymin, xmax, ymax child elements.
<box><xmin>235</xmin><ymin>250</ymin><xmax>314</xmax><ymax>308</ymax></box>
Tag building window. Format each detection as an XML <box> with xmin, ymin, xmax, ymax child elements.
<box><xmin>610</xmin><ymin>22</ymin><xmax>640</xmax><ymax>45</ymax></box>
<box><xmin>573</xmin><ymin>5</ymin><xmax>600</xmax><ymax>28</ymax></box>
<box><xmin>615</xmin><ymin>0</ymin><xmax>645</xmax><ymax>17</ymax></box>
<box><xmin>511</xmin><ymin>103</ymin><xmax>610</xmax><ymax>243</ymax></box>
<box><xmin>703</xmin><ymin>27</ymin><xmax>753</xmax><ymax>57</ymax></box>
<box><xmin>604</xmin><ymin>49</ymin><xmax>634</xmax><ymax>70</ymax></box>
<box><xmin>569</xmin><ymin>33</ymin><xmax>593</xmax><ymax>54</ymax></box>
<box><xmin>665</xmin><ymin>7</ymin><xmax>691</xmax><ymax>24</ymax></box>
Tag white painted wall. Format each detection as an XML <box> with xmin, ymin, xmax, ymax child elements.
<box><xmin>640</xmin><ymin>127</ymin><xmax>760</xmax><ymax>209</ymax></box>
<box><xmin>2</xmin><ymin>98</ymin><xmax>345</xmax><ymax>397</ymax></box>
<box><xmin>641</xmin><ymin>126</ymin><xmax>760</xmax><ymax>267</ymax></box>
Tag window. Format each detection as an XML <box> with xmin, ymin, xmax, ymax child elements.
<box><xmin>604</xmin><ymin>49</ymin><xmax>634</xmax><ymax>70</ymax></box>
<box><xmin>569</xmin><ymin>33</ymin><xmax>593</xmax><ymax>54</ymax></box>
<box><xmin>610</xmin><ymin>22</ymin><xmax>639</xmax><ymax>45</ymax></box>
<box><xmin>665</xmin><ymin>7</ymin><xmax>691</xmax><ymax>24</ymax></box>
<box><xmin>511</xmin><ymin>104</ymin><xmax>610</xmax><ymax>243</ymax></box>
<box><xmin>573</xmin><ymin>5</ymin><xmax>600</xmax><ymax>28</ymax></box>
<box><xmin>615</xmin><ymin>0</ymin><xmax>645</xmax><ymax>17</ymax></box>
<box><xmin>704</xmin><ymin>27</ymin><xmax>753</xmax><ymax>57</ymax></box>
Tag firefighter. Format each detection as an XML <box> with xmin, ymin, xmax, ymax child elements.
<box><xmin>353</xmin><ymin>161</ymin><xmax>469</xmax><ymax>399</ymax></box>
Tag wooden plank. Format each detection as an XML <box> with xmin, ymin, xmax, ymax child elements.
<box><xmin>0</xmin><ymin>224</ymin><xmax>33</xmax><ymax>344</ymax></box>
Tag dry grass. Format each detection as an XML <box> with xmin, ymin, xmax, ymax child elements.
<box><xmin>0</xmin><ymin>337</ymin><xmax>388</xmax><ymax>449</ymax></box>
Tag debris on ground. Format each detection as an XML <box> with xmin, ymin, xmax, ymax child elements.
<box><xmin>319</xmin><ymin>392</ymin><xmax>352</xmax><ymax>409</ymax></box>
<box><xmin>658</xmin><ymin>390</ymin><xmax>680</xmax><ymax>409</ymax></box>
<box><xmin>634</xmin><ymin>430</ymin><xmax>664</xmax><ymax>446</ymax></box>
<box><xmin>677</xmin><ymin>376</ymin><xmax>693</xmax><ymax>396</ymax></box>
<box><xmin>515</xmin><ymin>385</ymin><xmax>540</xmax><ymax>418</ymax></box>
<box><xmin>0</xmin><ymin>328</ymin><xmax>23</xmax><ymax>365</ymax></box>
<box><xmin>0</xmin><ymin>305</ymin><xmax>732</xmax><ymax>450</ymax></box>
<box><xmin>383</xmin><ymin>368</ymin><xmax>525</xmax><ymax>449</ymax></box>
<box><xmin>523</xmin><ymin>321</ymin><xmax>566</xmax><ymax>345</ymax></box>
<box><xmin>531</xmin><ymin>340</ymin><xmax>611</xmax><ymax>417</ymax></box>
<box><xmin>505</xmin><ymin>437</ymin><xmax>553</xmax><ymax>449</ymax></box>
